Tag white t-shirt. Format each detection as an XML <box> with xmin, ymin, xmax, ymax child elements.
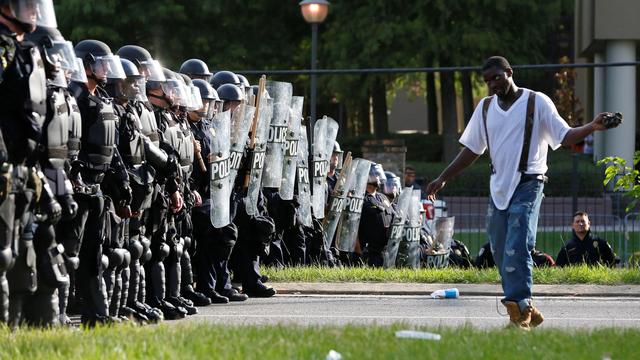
<box><xmin>459</xmin><ymin>89</ymin><xmax>571</xmax><ymax>210</ymax></box>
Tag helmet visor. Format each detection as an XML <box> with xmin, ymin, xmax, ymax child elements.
<box><xmin>161</xmin><ymin>79</ymin><xmax>190</xmax><ymax>107</ymax></box>
<box><xmin>70</xmin><ymin>57</ymin><xmax>88</xmax><ymax>83</ymax></box>
<box><xmin>11</xmin><ymin>0</ymin><xmax>57</xmax><ymax>30</ymax></box>
<box><xmin>49</xmin><ymin>68</ymin><xmax>67</xmax><ymax>88</ymax></box>
<box><xmin>91</xmin><ymin>54</ymin><xmax>126</xmax><ymax>80</ymax></box>
<box><xmin>139</xmin><ymin>60</ymin><xmax>165</xmax><ymax>82</ymax></box>
<box><xmin>122</xmin><ymin>77</ymin><xmax>147</xmax><ymax>102</ymax></box>
<box><xmin>189</xmin><ymin>85</ymin><xmax>203</xmax><ymax>111</ymax></box>
<box><xmin>45</xmin><ymin>40</ymin><xmax>76</xmax><ymax>71</ymax></box>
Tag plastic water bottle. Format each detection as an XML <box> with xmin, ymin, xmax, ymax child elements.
<box><xmin>395</xmin><ymin>330</ymin><xmax>441</xmax><ymax>341</ymax></box>
<box><xmin>430</xmin><ymin>288</ymin><xmax>459</xmax><ymax>299</ymax></box>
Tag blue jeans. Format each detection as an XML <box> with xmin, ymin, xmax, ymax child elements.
<box><xmin>486</xmin><ymin>177</ymin><xmax>544</xmax><ymax>312</ymax></box>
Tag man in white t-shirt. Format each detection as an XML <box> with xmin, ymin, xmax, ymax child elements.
<box><xmin>426</xmin><ymin>56</ymin><xmax>618</xmax><ymax>330</ymax></box>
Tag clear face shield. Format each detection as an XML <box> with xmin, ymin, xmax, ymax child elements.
<box><xmin>10</xmin><ymin>0</ymin><xmax>57</xmax><ymax>30</ymax></box>
<box><xmin>119</xmin><ymin>76</ymin><xmax>147</xmax><ymax>102</ymax></box>
<box><xmin>138</xmin><ymin>59</ymin><xmax>165</xmax><ymax>82</ymax></box>
<box><xmin>70</xmin><ymin>57</ymin><xmax>87</xmax><ymax>83</ymax></box>
<box><xmin>196</xmin><ymin>99</ymin><xmax>216</xmax><ymax>120</ymax></box>
<box><xmin>44</xmin><ymin>40</ymin><xmax>76</xmax><ymax>72</ymax></box>
<box><xmin>91</xmin><ymin>54</ymin><xmax>126</xmax><ymax>82</ymax></box>
<box><xmin>161</xmin><ymin>79</ymin><xmax>190</xmax><ymax>108</ymax></box>
<box><xmin>46</xmin><ymin>52</ymin><xmax>67</xmax><ymax>88</ymax></box>
<box><xmin>188</xmin><ymin>85</ymin><xmax>203</xmax><ymax>111</ymax></box>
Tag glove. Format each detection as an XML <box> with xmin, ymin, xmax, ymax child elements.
<box><xmin>119</xmin><ymin>182</ymin><xmax>132</xmax><ymax>207</ymax></box>
<box><xmin>58</xmin><ymin>193</ymin><xmax>78</xmax><ymax>221</ymax></box>
<box><xmin>38</xmin><ymin>184</ymin><xmax>62</xmax><ymax>224</ymax></box>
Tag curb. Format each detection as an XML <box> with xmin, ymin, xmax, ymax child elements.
<box><xmin>269</xmin><ymin>282</ymin><xmax>640</xmax><ymax>298</ymax></box>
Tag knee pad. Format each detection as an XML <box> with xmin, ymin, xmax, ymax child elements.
<box><xmin>128</xmin><ymin>239</ymin><xmax>144</xmax><ymax>260</ymax></box>
<box><xmin>107</xmin><ymin>249</ymin><xmax>125</xmax><ymax>269</ymax></box>
<box><xmin>183</xmin><ymin>236</ymin><xmax>192</xmax><ymax>251</ymax></box>
<box><xmin>157</xmin><ymin>243</ymin><xmax>170</xmax><ymax>261</ymax></box>
<box><xmin>101</xmin><ymin>254</ymin><xmax>110</xmax><ymax>271</ymax></box>
<box><xmin>64</xmin><ymin>255</ymin><xmax>80</xmax><ymax>270</ymax></box>
<box><xmin>0</xmin><ymin>247</ymin><xmax>11</xmax><ymax>272</ymax></box>
<box><xmin>121</xmin><ymin>249</ymin><xmax>131</xmax><ymax>269</ymax></box>
<box><xmin>174</xmin><ymin>241</ymin><xmax>184</xmax><ymax>258</ymax></box>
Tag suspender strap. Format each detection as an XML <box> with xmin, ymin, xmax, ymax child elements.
<box><xmin>519</xmin><ymin>91</ymin><xmax>536</xmax><ymax>173</ymax></box>
<box><xmin>481</xmin><ymin>97</ymin><xmax>494</xmax><ymax>174</ymax></box>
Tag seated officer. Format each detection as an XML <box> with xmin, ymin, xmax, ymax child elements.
<box><xmin>555</xmin><ymin>211</ymin><xmax>616</xmax><ymax>267</ymax></box>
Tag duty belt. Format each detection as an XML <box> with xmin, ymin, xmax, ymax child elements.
<box><xmin>73</xmin><ymin>183</ymin><xmax>100</xmax><ymax>195</ymax></box>
<box><xmin>520</xmin><ymin>174</ymin><xmax>548</xmax><ymax>184</ymax></box>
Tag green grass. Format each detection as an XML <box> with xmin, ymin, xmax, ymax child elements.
<box><xmin>262</xmin><ymin>265</ymin><xmax>640</xmax><ymax>285</ymax></box>
<box><xmin>1</xmin><ymin>323</ymin><xmax>637</xmax><ymax>359</ymax></box>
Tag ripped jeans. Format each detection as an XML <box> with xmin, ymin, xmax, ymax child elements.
<box><xmin>487</xmin><ymin>177</ymin><xmax>544</xmax><ymax>312</ymax></box>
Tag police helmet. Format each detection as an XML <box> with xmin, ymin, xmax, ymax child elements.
<box><xmin>368</xmin><ymin>163</ymin><xmax>386</xmax><ymax>186</ymax></box>
<box><xmin>179</xmin><ymin>59</ymin><xmax>212</xmax><ymax>80</ymax></box>
<box><xmin>211</xmin><ymin>70</ymin><xmax>240</xmax><ymax>90</ymax></box>
<box><xmin>192</xmin><ymin>79</ymin><xmax>217</xmax><ymax>101</ymax></box>
<box><xmin>217</xmin><ymin>83</ymin><xmax>244</xmax><ymax>102</ymax></box>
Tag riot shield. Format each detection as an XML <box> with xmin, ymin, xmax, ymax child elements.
<box><xmin>245</xmin><ymin>97</ymin><xmax>273</xmax><ymax>216</ymax></box>
<box><xmin>321</xmin><ymin>152</ymin><xmax>353</xmax><ymax>251</ymax></box>
<box><xmin>335</xmin><ymin>158</ymin><xmax>372</xmax><ymax>252</ymax></box>
<box><xmin>209</xmin><ymin>110</ymin><xmax>231</xmax><ymax>228</ymax></box>
<box><xmin>280</xmin><ymin>96</ymin><xmax>303</xmax><ymax>200</ymax></box>
<box><xmin>311</xmin><ymin>116</ymin><xmax>339</xmax><ymax>219</ymax></box>
<box><xmin>261</xmin><ymin>81</ymin><xmax>293</xmax><ymax>189</ymax></box>
<box><xmin>382</xmin><ymin>188</ymin><xmax>413</xmax><ymax>269</ymax></box>
<box><xmin>296</xmin><ymin>125</ymin><xmax>312</xmax><ymax>228</ymax></box>
<box><xmin>228</xmin><ymin>103</ymin><xmax>255</xmax><ymax>188</ymax></box>
<box><xmin>421</xmin><ymin>216</ymin><xmax>455</xmax><ymax>269</ymax></box>
<box><xmin>396</xmin><ymin>189</ymin><xmax>422</xmax><ymax>268</ymax></box>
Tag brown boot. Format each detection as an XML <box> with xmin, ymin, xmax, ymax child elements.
<box><xmin>503</xmin><ymin>301</ymin><xmax>531</xmax><ymax>331</ymax></box>
<box><xmin>530</xmin><ymin>306</ymin><xmax>544</xmax><ymax>328</ymax></box>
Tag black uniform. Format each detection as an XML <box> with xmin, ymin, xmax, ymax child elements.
<box><xmin>359</xmin><ymin>191</ymin><xmax>394</xmax><ymax>267</ymax></box>
<box><xmin>555</xmin><ymin>231</ymin><xmax>616</xmax><ymax>267</ymax></box>
<box><xmin>190</xmin><ymin>119</ymin><xmax>237</xmax><ymax>299</ymax></box>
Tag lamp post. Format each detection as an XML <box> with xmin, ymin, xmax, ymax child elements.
<box><xmin>299</xmin><ymin>0</ymin><xmax>330</xmax><ymax>146</ymax></box>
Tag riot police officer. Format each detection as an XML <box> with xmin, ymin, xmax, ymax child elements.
<box><xmin>188</xmin><ymin>79</ymin><xmax>241</xmax><ymax>304</ymax></box>
<box><xmin>359</xmin><ymin>163</ymin><xmax>394</xmax><ymax>267</ymax></box>
<box><xmin>22</xmin><ymin>25</ymin><xmax>78</xmax><ymax>327</ymax></box>
<box><xmin>62</xmin><ymin>39</ymin><xmax>130</xmax><ymax>326</ymax></box>
<box><xmin>0</xmin><ymin>0</ymin><xmax>60</xmax><ymax>327</ymax></box>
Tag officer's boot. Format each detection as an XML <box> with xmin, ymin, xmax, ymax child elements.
<box><xmin>180</xmin><ymin>243</ymin><xmax>210</xmax><ymax>306</ymax></box>
<box><xmin>503</xmin><ymin>301</ymin><xmax>531</xmax><ymax>331</ymax></box>
<box><xmin>530</xmin><ymin>305</ymin><xmax>544</xmax><ymax>327</ymax></box>
<box><xmin>165</xmin><ymin>254</ymin><xmax>197</xmax><ymax>315</ymax></box>
<box><xmin>148</xmin><ymin>260</ymin><xmax>185</xmax><ymax>320</ymax></box>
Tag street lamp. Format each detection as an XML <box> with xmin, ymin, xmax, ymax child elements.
<box><xmin>299</xmin><ymin>0</ymin><xmax>330</xmax><ymax>146</ymax></box>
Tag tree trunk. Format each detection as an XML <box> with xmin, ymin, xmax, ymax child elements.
<box><xmin>461</xmin><ymin>71</ymin><xmax>474</xmax><ymax>125</ymax></box>
<box><xmin>372</xmin><ymin>77</ymin><xmax>388</xmax><ymax>138</ymax></box>
<box><xmin>357</xmin><ymin>96</ymin><xmax>371</xmax><ymax>136</ymax></box>
<box><xmin>440</xmin><ymin>69</ymin><xmax>459</xmax><ymax>163</ymax></box>
<box><xmin>426</xmin><ymin>72</ymin><xmax>439</xmax><ymax>134</ymax></box>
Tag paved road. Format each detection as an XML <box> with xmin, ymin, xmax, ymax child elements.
<box><xmin>183</xmin><ymin>295</ymin><xmax>640</xmax><ymax>329</ymax></box>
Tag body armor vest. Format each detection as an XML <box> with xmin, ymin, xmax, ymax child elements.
<box><xmin>27</xmin><ymin>46</ymin><xmax>47</xmax><ymax>128</ymax></box>
<box><xmin>160</xmin><ymin>111</ymin><xmax>193</xmax><ymax>178</ymax></box>
<box><xmin>65</xmin><ymin>92</ymin><xmax>82</xmax><ymax>160</ymax></box>
<box><xmin>85</xmin><ymin>95</ymin><xmax>118</xmax><ymax>171</ymax></box>
<box><xmin>177</xmin><ymin>118</ymin><xmax>194</xmax><ymax>179</ymax></box>
<box><xmin>44</xmin><ymin>87</ymin><xmax>70</xmax><ymax>169</ymax></box>
<box><xmin>115</xmin><ymin>104</ymin><xmax>145</xmax><ymax>167</ymax></box>
<box><xmin>136</xmin><ymin>102</ymin><xmax>159</xmax><ymax>147</ymax></box>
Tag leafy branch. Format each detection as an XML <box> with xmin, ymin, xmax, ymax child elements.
<box><xmin>599</xmin><ymin>151</ymin><xmax>640</xmax><ymax>212</ymax></box>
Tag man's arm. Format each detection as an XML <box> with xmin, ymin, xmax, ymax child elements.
<box><xmin>561</xmin><ymin>112</ymin><xmax>610</xmax><ymax>146</ymax></box>
<box><xmin>425</xmin><ymin>147</ymin><xmax>480</xmax><ymax>201</ymax></box>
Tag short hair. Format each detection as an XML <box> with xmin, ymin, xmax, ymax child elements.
<box><xmin>405</xmin><ymin>166</ymin><xmax>415</xmax><ymax>173</ymax></box>
<box><xmin>482</xmin><ymin>56</ymin><xmax>511</xmax><ymax>72</ymax></box>
<box><xmin>573</xmin><ymin>211</ymin><xmax>589</xmax><ymax>220</ymax></box>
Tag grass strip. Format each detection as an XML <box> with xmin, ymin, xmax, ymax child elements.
<box><xmin>0</xmin><ymin>323</ymin><xmax>636</xmax><ymax>359</ymax></box>
<box><xmin>262</xmin><ymin>265</ymin><xmax>640</xmax><ymax>285</ymax></box>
